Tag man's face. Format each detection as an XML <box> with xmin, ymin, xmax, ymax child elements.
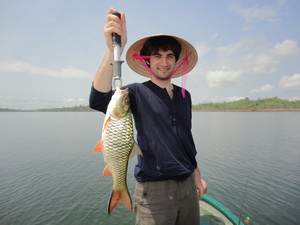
<box><xmin>149</xmin><ymin>50</ymin><xmax>176</xmax><ymax>80</ymax></box>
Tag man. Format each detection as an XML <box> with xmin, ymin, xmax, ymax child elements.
<box><xmin>90</xmin><ymin>8</ymin><xmax>206</xmax><ymax>225</ymax></box>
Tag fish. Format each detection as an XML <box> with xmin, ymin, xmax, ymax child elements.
<box><xmin>93</xmin><ymin>87</ymin><xmax>141</xmax><ymax>214</ymax></box>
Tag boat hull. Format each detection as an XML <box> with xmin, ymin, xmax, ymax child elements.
<box><xmin>200</xmin><ymin>195</ymin><xmax>244</xmax><ymax>225</ymax></box>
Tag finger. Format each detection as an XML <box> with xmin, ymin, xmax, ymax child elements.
<box><xmin>120</xmin><ymin>12</ymin><xmax>126</xmax><ymax>33</ymax></box>
<box><xmin>197</xmin><ymin>188</ymin><xmax>204</xmax><ymax>200</ymax></box>
<box><xmin>120</xmin><ymin>12</ymin><xmax>127</xmax><ymax>46</ymax></box>
<box><xmin>106</xmin><ymin>8</ymin><xmax>118</xmax><ymax>21</ymax></box>
<box><xmin>104</xmin><ymin>21</ymin><xmax>122</xmax><ymax>36</ymax></box>
<box><xmin>107</xmin><ymin>14</ymin><xmax>122</xmax><ymax>24</ymax></box>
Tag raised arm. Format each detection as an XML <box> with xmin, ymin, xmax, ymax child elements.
<box><xmin>93</xmin><ymin>8</ymin><xmax>127</xmax><ymax>93</ymax></box>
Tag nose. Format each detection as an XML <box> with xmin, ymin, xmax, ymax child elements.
<box><xmin>160</xmin><ymin>56</ymin><xmax>168</xmax><ymax>66</ymax></box>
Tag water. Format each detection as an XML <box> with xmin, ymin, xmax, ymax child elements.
<box><xmin>0</xmin><ymin>112</ymin><xmax>299</xmax><ymax>225</ymax></box>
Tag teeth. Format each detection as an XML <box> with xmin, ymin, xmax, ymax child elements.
<box><xmin>159</xmin><ymin>67</ymin><xmax>169</xmax><ymax>72</ymax></box>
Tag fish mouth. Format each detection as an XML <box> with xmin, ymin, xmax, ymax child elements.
<box><xmin>119</xmin><ymin>87</ymin><xmax>129</xmax><ymax>94</ymax></box>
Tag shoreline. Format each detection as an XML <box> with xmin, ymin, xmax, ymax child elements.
<box><xmin>1</xmin><ymin>108</ymin><xmax>300</xmax><ymax>112</ymax></box>
<box><xmin>192</xmin><ymin>108</ymin><xmax>300</xmax><ymax>112</ymax></box>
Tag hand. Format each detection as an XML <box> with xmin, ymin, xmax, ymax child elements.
<box><xmin>104</xmin><ymin>8</ymin><xmax>127</xmax><ymax>54</ymax></box>
<box><xmin>194</xmin><ymin>167</ymin><xmax>207</xmax><ymax>200</ymax></box>
<box><xmin>196</xmin><ymin>179</ymin><xmax>207</xmax><ymax>200</ymax></box>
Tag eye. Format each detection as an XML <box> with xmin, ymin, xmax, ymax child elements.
<box><xmin>125</xmin><ymin>97</ymin><xmax>129</xmax><ymax>103</ymax></box>
<box><xmin>167</xmin><ymin>54</ymin><xmax>175</xmax><ymax>59</ymax></box>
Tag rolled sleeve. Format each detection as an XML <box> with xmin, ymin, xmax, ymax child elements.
<box><xmin>89</xmin><ymin>84</ymin><xmax>112</xmax><ymax>113</ymax></box>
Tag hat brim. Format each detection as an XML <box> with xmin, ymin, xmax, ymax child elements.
<box><xmin>126</xmin><ymin>34</ymin><xmax>198</xmax><ymax>78</ymax></box>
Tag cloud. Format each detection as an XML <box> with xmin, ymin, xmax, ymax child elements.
<box><xmin>245</xmin><ymin>39</ymin><xmax>299</xmax><ymax>74</ymax></box>
<box><xmin>250</xmin><ymin>84</ymin><xmax>275</xmax><ymax>94</ymax></box>
<box><xmin>289</xmin><ymin>96</ymin><xmax>300</xmax><ymax>101</ymax></box>
<box><xmin>211</xmin><ymin>33</ymin><xmax>219</xmax><ymax>39</ymax></box>
<box><xmin>198</xmin><ymin>96</ymin><xmax>245</xmax><ymax>103</ymax></box>
<box><xmin>276</xmin><ymin>0</ymin><xmax>287</xmax><ymax>6</ymax></box>
<box><xmin>271</xmin><ymin>39</ymin><xmax>300</xmax><ymax>57</ymax></box>
<box><xmin>215</xmin><ymin>37</ymin><xmax>257</xmax><ymax>56</ymax></box>
<box><xmin>196</xmin><ymin>43</ymin><xmax>211</xmax><ymax>58</ymax></box>
<box><xmin>279</xmin><ymin>73</ymin><xmax>300</xmax><ymax>90</ymax></box>
<box><xmin>246</xmin><ymin>52</ymin><xmax>278</xmax><ymax>74</ymax></box>
<box><xmin>0</xmin><ymin>96</ymin><xmax>88</xmax><ymax>110</ymax></box>
<box><xmin>0</xmin><ymin>96</ymin><xmax>61</xmax><ymax>110</ymax></box>
<box><xmin>66</xmin><ymin>98</ymin><xmax>86</xmax><ymax>104</ymax></box>
<box><xmin>0</xmin><ymin>61</ymin><xmax>93</xmax><ymax>78</ymax></box>
<box><xmin>213</xmin><ymin>36</ymin><xmax>279</xmax><ymax>74</ymax></box>
<box><xmin>231</xmin><ymin>4</ymin><xmax>278</xmax><ymax>22</ymax></box>
<box><xmin>202</xmin><ymin>38</ymin><xmax>300</xmax><ymax>89</ymax></box>
<box><xmin>206</xmin><ymin>69</ymin><xmax>243</xmax><ymax>88</ymax></box>
<box><xmin>67</xmin><ymin>98</ymin><xmax>75</xmax><ymax>102</ymax></box>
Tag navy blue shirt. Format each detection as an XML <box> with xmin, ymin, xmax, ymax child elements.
<box><xmin>89</xmin><ymin>81</ymin><xmax>197</xmax><ymax>182</ymax></box>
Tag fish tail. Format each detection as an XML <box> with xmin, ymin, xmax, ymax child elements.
<box><xmin>108</xmin><ymin>189</ymin><xmax>132</xmax><ymax>214</ymax></box>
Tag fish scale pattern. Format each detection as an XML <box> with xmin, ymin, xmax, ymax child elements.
<box><xmin>103</xmin><ymin>113</ymin><xmax>134</xmax><ymax>192</ymax></box>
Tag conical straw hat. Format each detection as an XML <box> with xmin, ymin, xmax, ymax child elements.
<box><xmin>126</xmin><ymin>34</ymin><xmax>198</xmax><ymax>78</ymax></box>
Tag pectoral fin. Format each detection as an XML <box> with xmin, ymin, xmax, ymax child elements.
<box><xmin>93</xmin><ymin>140</ymin><xmax>104</xmax><ymax>152</ymax></box>
<box><xmin>103</xmin><ymin>114</ymin><xmax>111</xmax><ymax>131</ymax></box>
<box><xmin>129</xmin><ymin>141</ymin><xmax>143</xmax><ymax>159</ymax></box>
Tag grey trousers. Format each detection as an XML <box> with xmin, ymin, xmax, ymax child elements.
<box><xmin>134</xmin><ymin>175</ymin><xmax>200</xmax><ymax>225</ymax></box>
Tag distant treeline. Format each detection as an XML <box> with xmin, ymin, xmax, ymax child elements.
<box><xmin>0</xmin><ymin>105</ymin><xmax>94</xmax><ymax>112</ymax></box>
<box><xmin>193</xmin><ymin>97</ymin><xmax>300</xmax><ymax>111</ymax></box>
<box><xmin>1</xmin><ymin>97</ymin><xmax>300</xmax><ymax>112</ymax></box>
<box><xmin>36</xmin><ymin>105</ymin><xmax>94</xmax><ymax>112</ymax></box>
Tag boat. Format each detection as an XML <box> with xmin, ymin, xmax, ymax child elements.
<box><xmin>200</xmin><ymin>194</ymin><xmax>244</xmax><ymax>225</ymax></box>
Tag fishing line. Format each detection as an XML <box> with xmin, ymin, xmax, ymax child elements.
<box><xmin>237</xmin><ymin>168</ymin><xmax>251</xmax><ymax>224</ymax></box>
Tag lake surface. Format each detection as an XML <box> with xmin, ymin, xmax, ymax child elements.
<box><xmin>0</xmin><ymin>112</ymin><xmax>299</xmax><ymax>225</ymax></box>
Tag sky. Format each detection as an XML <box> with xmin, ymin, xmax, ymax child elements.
<box><xmin>0</xmin><ymin>0</ymin><xmax>299</xmax><ymax>110</ymax></box>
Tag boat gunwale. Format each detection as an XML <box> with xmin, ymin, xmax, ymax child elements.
<box><xmin>201</xmin><ymin>194</ymin><xmax>244</xmax><ymax>225</ymax></box>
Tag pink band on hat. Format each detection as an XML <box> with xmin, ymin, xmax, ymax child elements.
<box><xmin>132</xmin><ymin>54</ymin><xmax>155</xmax><ymax>77</ymax></box>
<box><xmin>171</xmin><ymin>55</ymin><xmax>189</xmax><ymax>98</ymax></box>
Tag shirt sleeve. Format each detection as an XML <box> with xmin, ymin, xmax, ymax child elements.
<box><xmin>89</xmin><ymin>83</ymin><xmax>112</xmax><ymax>113</ymax></box>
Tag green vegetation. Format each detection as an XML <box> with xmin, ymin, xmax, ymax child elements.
<box><xmin>36</xmin><ymin>105</ymin><xmax>94</xmax><ymax>112</ymax></box>
<box><xmin>193</xmin><ymin>97</ymin><xmax>300</xmax><ymax>111</ymax></box>
<box><xmin>0</xmin><ymin>108</ymin><xmax>19</xmax><ymax>112</ymax></box>
<box><xmin>0</xmin><ymin>105</ymin><xmax>94</xmax><ymax>112</ymax></box>
<box><xmin>1</xmin><ymin>98</ymin><xmax>300</xmax><ymax>112</ymax></box>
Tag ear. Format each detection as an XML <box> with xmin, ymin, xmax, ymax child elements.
<box><xmin>145</xmin><ymin>59</ymin><xmax>150</xmax><ymax>66</ymax></box>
